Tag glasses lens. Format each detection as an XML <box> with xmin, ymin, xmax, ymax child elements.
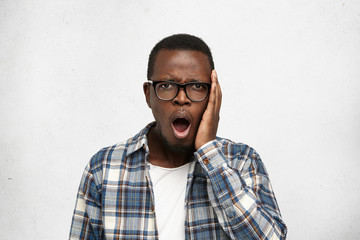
<box><xmin>186</xmin><ymin>83</ymin><xmax>209</xmax><ymax>101</ymax></box>
<box><xmin>155</xmin><ymin>82</ymin><xmax>178</xmax><ymax>100</ymax></box>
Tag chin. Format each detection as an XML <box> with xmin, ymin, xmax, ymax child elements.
<box><xmin>169</xmin><ymin>143</ymin><xmax>194</xmax><ymax>153</ymax></box>
<box><xmin>162</xmin><ymin>132</ymin><xmax>195</xmax><ymax>153</ymax></box>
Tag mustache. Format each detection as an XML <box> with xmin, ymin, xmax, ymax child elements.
<box><xmin>170</xmin><ymin>108</ymin><xmax>192</xmax><ymax>123</ymax></box>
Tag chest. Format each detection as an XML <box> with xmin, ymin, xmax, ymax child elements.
<box><xmin>101</xmin><ymin>162</ymin><xmax>228</xmax><ymax>239</ymax></box>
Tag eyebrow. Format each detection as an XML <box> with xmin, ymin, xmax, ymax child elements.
<box><xmin>163</xmin><ymin>78</ymin><xmax>203</xmax><ymax>83</ymax></box>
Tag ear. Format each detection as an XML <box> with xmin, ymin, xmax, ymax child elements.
<box><xmin>143</xmin><ymin>82</ymin><xmax>151</xmax><ymax>108</ymax></box>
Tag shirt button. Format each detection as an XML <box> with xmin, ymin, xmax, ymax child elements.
<box><xmin>203</xmin><ymin>159</ymin><xmax>209</xmax><ymax>164</ymax></box>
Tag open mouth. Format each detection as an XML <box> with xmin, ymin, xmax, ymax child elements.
<box><xmin>171</xmin><ymin>118</ymin><xmax>191</xmax><ymax>139</ymax></box>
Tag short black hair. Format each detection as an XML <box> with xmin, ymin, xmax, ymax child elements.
<box><xmin>147</xmin><ymin>33</ymin><xmax>215</xmax><ymax>79</ymax></box>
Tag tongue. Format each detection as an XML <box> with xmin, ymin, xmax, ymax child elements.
<box><xmin>173</xmin><ymin>118</ymin><xmax>189</xmax><ymax>132</ymax></box>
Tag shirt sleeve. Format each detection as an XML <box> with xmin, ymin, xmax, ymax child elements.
<box><xmin>69</xmin><ymin>162</ymin><xmax>104</xmax><ymax>240</ymax></box>
<box><xmin>194</xmin><ymin>140</ymin><xmax>287</xmax><ymax>240</ymax></box>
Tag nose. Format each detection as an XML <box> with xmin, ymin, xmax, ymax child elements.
<box><xmin>173</xmin><ymin>88</ymin><xmax>191</xmax><ymax>106</ymax></box>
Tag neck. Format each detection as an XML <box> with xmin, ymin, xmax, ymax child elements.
<box><xmin>147</xmin><ymin>127</ymin><xmax>193</xmax><ymax>168</ymax></box>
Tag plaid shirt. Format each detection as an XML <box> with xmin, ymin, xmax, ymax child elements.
<box><xmin>70</xmin><ymin>122</ymin><xmax>287</xmax><ymax>239</ymax></box>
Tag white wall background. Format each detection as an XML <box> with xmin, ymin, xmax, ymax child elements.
<box><xmin>1</xmin><ymin>0</ymin><xmax>359</xmax><ymax>239</ymax></box>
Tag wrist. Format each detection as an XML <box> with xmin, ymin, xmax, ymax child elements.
<box><xmin>195</xmin><ymin>135</ymin><xmax>217</xmax><ymax>150</ymax></box>
<box><xmin>194</xmin><ymin>139</ymin><xmax>227</xmax><ymax>173</ymax></box>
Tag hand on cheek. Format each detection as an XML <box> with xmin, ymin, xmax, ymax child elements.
<box><xmin>194</xmin><ymin>70</ymin><xmax>222</xmax><ymax>150</ymax></box>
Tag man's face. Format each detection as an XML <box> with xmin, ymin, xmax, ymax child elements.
<box><xmin>144</xmin><ymin>49</ymin><xmax>212</xmax><ymax>152</ymax></box>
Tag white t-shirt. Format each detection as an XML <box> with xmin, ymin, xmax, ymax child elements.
<box><xmin>148</xmin><ymin>162</ymin><xmax>190</xmax><ymax>240</ymax></box>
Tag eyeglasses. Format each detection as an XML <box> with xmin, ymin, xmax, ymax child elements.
<box><xmin>148</xmin><ymin>80</ymin><xmax>211</xmax><ymax>102</ymax></box>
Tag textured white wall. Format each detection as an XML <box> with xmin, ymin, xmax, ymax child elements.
<box><xmin>1</xmin><ymin>0</ymin><xmax>359</xmax><ymax>239</ymax></box>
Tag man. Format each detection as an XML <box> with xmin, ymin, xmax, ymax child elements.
<box><xmin>70</xmin><ymin>34</ymin><xmax>287</xmax><ymax>239</ymax></box>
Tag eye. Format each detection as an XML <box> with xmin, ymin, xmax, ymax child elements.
<box><xmin>190</xmin><ymin>83</ymin><xmax>206</xmax><ymax>91</ymax></box>
<box><xmin>158</xmin><ymin>82</ymin><xmax>174</xmax><ymax>90</ymax></box>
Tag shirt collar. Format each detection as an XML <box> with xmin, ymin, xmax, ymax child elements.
<box><xmin>126</xmin><ymin>122</ymin><xmax>156</xmax><ymax>156</ymax></box>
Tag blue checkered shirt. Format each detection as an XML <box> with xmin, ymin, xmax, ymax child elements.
<box><xmin>70</xmin><ymin>122</ymin><xmax>287</xmax><ymax>239</ymax></box>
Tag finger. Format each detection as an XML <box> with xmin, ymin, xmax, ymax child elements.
<box><xmin>217</xmin><ymin>78</ymin><xmax>222</xmax><ymax>113</ymax></box>
<box><xmin>207</xmin><ymin>70</ymin><xmax>217</xmax><ymax>111</ymax></box>
<box><xmin>212</xmin><ymin>70</ymin><xmax>221</xmax><ymax>114</ymax></box>
<box><xmin>212</xmin><ymin>70</ymin><xmax>218</xmax><ymax>111</ymax></box>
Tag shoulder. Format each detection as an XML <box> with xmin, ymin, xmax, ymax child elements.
<box><xmin>216</xmin><ymin>137</ymin><xmax>258</xmax><ymax>159</ymax></box>
<box><xmin>85</xmin><ymin>122</ymin><xmax>152</xmax><ymax>180</ymax></box>
<box><xmin>88</xmin><ymin>139</ymin><xmax>130</xmax><ymax>170</ymax></box>
<box><xmin>84</xmin><ymin>138</ymin><xmax>131</xmax><ymax>183</ymax></box>
<box><xmin>215</xmin><ymin>137</ymin><xmax>266</xmax><ymax>173</ymax></box>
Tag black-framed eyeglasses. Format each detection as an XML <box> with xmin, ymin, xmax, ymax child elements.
<box><xmin>148</xmin><ymin>80</ymin><xmax>211</xmax><ymax>102</ymax></box>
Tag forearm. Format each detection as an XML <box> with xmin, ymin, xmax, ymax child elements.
<box><xmin>194</xmin><ymin>140</ymin><xmax>287</xmax><ymax>239</ymax></box>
